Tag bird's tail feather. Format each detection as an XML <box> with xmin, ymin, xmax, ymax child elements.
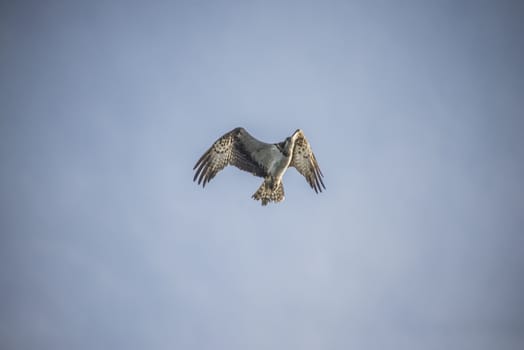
<box><xmin>252</xmin><ymin>180</ymin><xmax>285</xmax><ymax>206</ymax></box>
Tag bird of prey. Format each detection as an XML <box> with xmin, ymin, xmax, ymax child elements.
<box><xmin>193</xmin><ymin>127</ymin><xmax>325</xmax><ymax>205</ymax></box>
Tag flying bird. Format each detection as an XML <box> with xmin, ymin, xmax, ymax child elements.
<box><xmin>193</xmin><ymin>127</ymin><xmax>325</xmax><ymax>205</ymax></box>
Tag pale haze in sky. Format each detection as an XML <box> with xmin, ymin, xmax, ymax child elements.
<box><xmin>1</xmin><ymin>1</ymin><xmax>523</xmax><ymax>349</ymax></box>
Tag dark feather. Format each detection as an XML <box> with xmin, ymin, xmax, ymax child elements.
<box><xmin>193</xmin><ymin>128</ymin><xmax>267</xmax><ymax>187</ymax></box>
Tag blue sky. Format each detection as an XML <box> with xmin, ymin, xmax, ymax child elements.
<box><xmin>1</xmin><ymin>1</ymin><xmax>523</xmax><ymax>349</ymax></box>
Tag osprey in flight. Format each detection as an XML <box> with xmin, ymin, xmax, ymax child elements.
<box><xmin>193</xmin><ymin>127</ymin><xmax>325</xmax><ymax>205</ymax></box>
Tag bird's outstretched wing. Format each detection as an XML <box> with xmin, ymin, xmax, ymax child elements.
<box><xmin>193</xmin><ymin>127</ymin><xmax>267</xmax><ymax>187</ymax></box>
<box><xmin>290</xmin><ymin>130</ymin><xmax>325</xmax><ymax>193</ymax></box>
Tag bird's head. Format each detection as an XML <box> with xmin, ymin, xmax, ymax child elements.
<box><xmin>281</xmin><ymin>136</ymin><xmax>293</xmax><ymax>156</ymax></box>
<box><xmin>280</xmin><ymin>129</ymin><xmax>302</xmax><ymax>156</ymax></box>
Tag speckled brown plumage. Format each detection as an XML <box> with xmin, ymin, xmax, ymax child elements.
<box><xmin>193</xmin><ymin>128</ymin><xmax>265</xmax><ymax>187</ymax></box>
<box><xmin>290</xmin><ymin>132</ymin><xmax>325</xmax><ymax>194</ymax></box>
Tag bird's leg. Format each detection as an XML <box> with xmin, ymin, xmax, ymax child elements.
<box><xmin>265</xmin><ymin>176</ymin><xmax>279</xmax><ymax>191</ymax></box>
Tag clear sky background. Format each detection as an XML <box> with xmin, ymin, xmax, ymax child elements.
<box><xmin>1</xmin><ymin>1</ymin><xmax>523</xmax><ymax>349</ymax></box>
